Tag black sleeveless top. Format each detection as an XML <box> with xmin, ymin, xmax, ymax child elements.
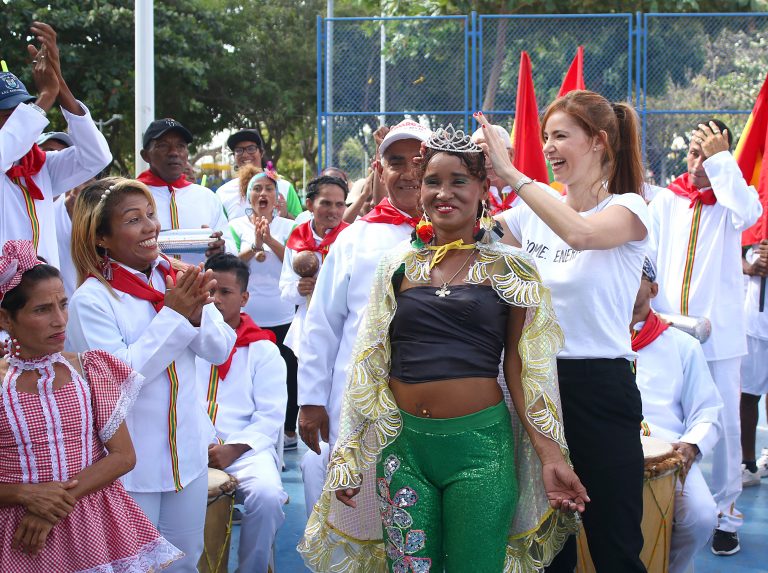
<box><xmin>389</xmin><ymin>285</ymin><xmax>508</xmax><ymax>384</ymax></box>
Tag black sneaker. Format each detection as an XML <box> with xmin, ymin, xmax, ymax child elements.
<box><xmin>711</xmin><ymin>529</ymin><xmax>740</xmax><ymax>555</ymax></box>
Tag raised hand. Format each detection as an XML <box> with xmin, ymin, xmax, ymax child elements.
<box><xmin>27</xmin><ymin>44</ymin><xmax>58</xmax><ymax>111</ymax></box>
<box><xmin>691</xmin><ymin>121</ymin><xmax>729</xmax><ymax>159</ymax></box>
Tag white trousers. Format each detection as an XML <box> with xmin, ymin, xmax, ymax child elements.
<box><xmin>129</xmin><ymin>470</ymin><xmax>208</xmax><ymax>573</ymax></box>
<box><xmin>227</xmin><ymin>449</ymin><xmax>287</xmax><ymax>573</ymax></box>
<box><xmin>301</xmin><ymin>441</ymin><xmax>330</xmax><ymax>518</ymax></box>
<box><xmin>669</xmin><ymin>463</ymin><xmax>718</xmax><ymax>573</ymax></box>
<box><xmin>706</xmin><ymin>357</ymin><xmax>743</xmax><ymax>532</ymax></box>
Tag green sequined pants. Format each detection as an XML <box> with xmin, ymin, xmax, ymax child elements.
<box><xmin>376</xmin><ymin>401</ymin><xmax>518</xmax><ymax>573</ymax></box>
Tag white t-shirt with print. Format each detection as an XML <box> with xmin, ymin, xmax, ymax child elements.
<box><xmin>503</xmin><ymin>192</ymin><xmax>649</xmax><ymax>360</ymax></box>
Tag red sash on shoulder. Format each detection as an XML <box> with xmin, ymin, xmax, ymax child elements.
<box><xmin>217</xmin><ymin>313</ymin><xmax>276</xmax><ymax>380</ymax></box>
<box><xmin>631</xmin><ymin>310</ymin><xmax>670</xmax><ymax>352</ymax></box>
<box><xmin>137</xmin><ymin>170</ymin><xmax>193</xmax><ymax>189</ymax></box>
<box><xmin>488</xmin><ymin>188</ymin><xmax>517</xmax><ymax>215</ymax></box>
<box><xmin>104</xmin><ymin>255</ymin><xmax>177</xmax><ymax>312</ymax></box>
<box><xmin>361</xmin><ymin>198</ymin><xmax>419</xmax><ymax>228</ymax></box>
<box><xmin>5</xmin><ymin>144</ymin><xmax>47</xmax><ymax>200</ymax></box>
<box><xmin>667</xmin><ymin>173</ymin><xmax>717</xmax><ymax>208</ymax></box>
<box><xmin>286</xmin><ymin>221</ymin><xmax>349</xmax><ymax>258</ymax></box>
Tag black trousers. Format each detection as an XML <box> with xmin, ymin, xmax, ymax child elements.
<box><xmin>269</xmin><ymin>322</ymin><xmax>299</xmax><ymax>433</ymax></box>
<box><xmin>546</xmin><ymin>358</ymin><xmax>647</xmax><ymax>573</ymax></box>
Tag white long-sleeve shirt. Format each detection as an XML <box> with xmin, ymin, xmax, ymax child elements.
<box><xmin>278</xmin><ymin>225</ymin><xmax>324</xmax><ymax>355</ymax></box>
<box><xmin>66</xmin><ymin>258</ymin><xmax>236</xmax><ymax>492</ymax></box>
<box><xmin>196</xmin><ymin>339</ymin><xmax>287</xmax><ymax>463</ymax></box>
<box><xmin>635</xmin><ymin>323</ymin><xmax>723</xmax><ymax>459</ymax></box>
<box><xmin>297</xmin><ymin>218</ymin><xmax>413</xmax><ymax>443</ymax></box>
<box><xmin>648</xmin><ymin>151</ymin><xmax>762</xmax><ymax>361</ymax></box>
<box><xmin>53</xmin><ymin>196</ymin><xmax>77</xmax><ymax>297</ymax></box>
<box><xmin>0</xmin><ymin>101</ymin><xmax>111</xmax><ymax>267</ymax></box>
<box><xmin>145</xmin><ymin>181</ymin><xmax>233</xmax><ymax>266</ymax></box>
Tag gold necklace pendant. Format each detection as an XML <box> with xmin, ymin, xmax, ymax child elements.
<box><xmin>435</xmin><ymin>283</ymin><xmax>451</xmax><ymax>297</ymax></box>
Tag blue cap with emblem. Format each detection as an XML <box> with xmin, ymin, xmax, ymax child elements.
<box><xmin>0</xmin><ymin>70</ymin><xmax>35</xmax><ymax>110</ymax></box>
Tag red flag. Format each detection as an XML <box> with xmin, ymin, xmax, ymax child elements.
<box><xmin>513</xmin><ymin>52</ymin><xmax>549</xmax><ymax>184</ymax></box>
<box><xmin>737</xmin><ymin>71</ymin><xmax>768</xmax><ymax>246</ymax></box>
<box><xmin>558</xmin><ymin>46</ymin><xmax>585</xmax><ymax>97</ymax></box>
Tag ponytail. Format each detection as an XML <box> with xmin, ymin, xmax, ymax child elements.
<box><xmin>607</xmin><ymin>102</ymin><xmax>644</xmax><ymax>198</ymax></box>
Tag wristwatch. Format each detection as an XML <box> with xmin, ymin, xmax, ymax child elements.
<box><xmin>513</xmin><ymin>175</ymin><xmax>534</xmax><ymax>194</ymax></box>
<box><xmin>26</xmin><ymin>102</ymin><xmax>48</xmax><ymax>117</ymax></box>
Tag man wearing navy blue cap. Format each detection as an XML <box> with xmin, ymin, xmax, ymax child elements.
<box><xmin>0</xmin><ymin>22</ymin><xmax>111</xmax><ymax>268</ymax></box>
<box><xmin>137</xmin><ymin>118</ymin><xmax>230</xmax><ymax>266</ymax></box>
<box><xmin>215</xmin><ymin>128</ymin><xmax>303</xmax><ymax>221</ymax></box>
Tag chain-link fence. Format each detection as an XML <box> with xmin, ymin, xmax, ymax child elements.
<box><xmin>642</xmin><ymin>13</ymin><xmax>768</xmax><ymax>185</ymax></box>
<box><xmin>318</xmin><ymin>12</ymin><xmax>768</xmax><ymax>186</ymax></box>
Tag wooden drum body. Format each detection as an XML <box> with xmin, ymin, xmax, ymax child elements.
<box><xmin>198</xmin><ymin>468</ymin><xmax>238</xmax><ymax>573</ymax></box>
<box><xmin>576</xmin><ymin>436</ymin><xmax>682</xmax><ymax>573</ymax></box>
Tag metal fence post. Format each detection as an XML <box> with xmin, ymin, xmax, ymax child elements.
<box><xmin>316</xmin><ymin>15</ymin><xmax>323</xmax><ymax>171</ymax></box>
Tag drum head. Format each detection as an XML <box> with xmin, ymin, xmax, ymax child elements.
<box><xmin>207</xmin><ymin>468</ymin><xmax>237</xmax><ymax>497</ymax></box>
<box><xmin>641</xmin><ymin>435</ymin><xmax>673</xmax><ymax>464</ymax></box>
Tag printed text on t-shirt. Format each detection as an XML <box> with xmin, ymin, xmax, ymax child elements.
<box><xmin>525</xmin><ymin>240</ymin><xmax>581</xmax><ymax>263</ymax></box>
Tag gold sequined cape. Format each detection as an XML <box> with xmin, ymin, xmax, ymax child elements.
<box><xmin>298</xmin><ymin>240</ymin><xmax>578</xmax><ymax>572</ymax></box>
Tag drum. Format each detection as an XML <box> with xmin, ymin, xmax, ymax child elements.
<box><xmin>576</xmin><ymin>435</ymin><xmax>682</xmax><ymax>573</ymax></box>
<box><xmin>198</xmin><ymin>468</ymin><xmax>238</xmax><ymax>573</ymax></box>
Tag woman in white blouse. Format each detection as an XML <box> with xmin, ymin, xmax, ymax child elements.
<box><xmin>229</xmin><ymin>170</ymin><xmax>299</xmax><ymax>448</ymax></box>
<box><xmin>477</xmin><ymin>92</ymin><xmax>650</xmax><ymax>573</ymax></box>
<box><xmin>66</xmin><ymin>177</ymin><xmax>236</xmax><ymax>573</ymax></box>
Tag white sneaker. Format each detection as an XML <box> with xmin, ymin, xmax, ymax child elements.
<box><xmin>742</xmin><ymin>464</ymin><xmax>761</xmax><ymax>487</ymax></box>
<box><xmin>757</xmin><ymin>447</ymin><xmax>768</xmax><ymax>478</ymax></box>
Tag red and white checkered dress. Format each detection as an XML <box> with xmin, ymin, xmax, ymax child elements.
<box><xmin>0</xmin><ymin>350</ymin><xmax>182</xmax><ymax>572</ymax></box>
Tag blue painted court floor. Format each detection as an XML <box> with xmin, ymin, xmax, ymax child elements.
<box><xmin>229</xmin><ymin>401</ymin><xmax>768</xmax><ymax>572</ymax></box>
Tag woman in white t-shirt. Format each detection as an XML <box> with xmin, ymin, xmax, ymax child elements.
<box><xmin>477</xmin><ymin>92</ymin><xmax>649</xmax><ymax>573</ymax></box>
<box><xmin>229</xmin><ymin>170</ymin><xmax>297</xmax><ymax>443</ymax></box>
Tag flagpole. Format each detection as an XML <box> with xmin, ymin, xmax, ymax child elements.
<box><xmin>760</xmin><ymin>210</ymin><xmax>767</xmax><ymax>312</ymax></box>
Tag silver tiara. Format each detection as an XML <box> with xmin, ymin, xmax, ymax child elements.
<box><xmin>425</xmin><ymin>124</ymin><xmax>482</xmax><ymax>153</ymax></box>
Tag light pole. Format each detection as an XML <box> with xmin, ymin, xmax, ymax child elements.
<box><xmin>135</xmin><ymin>0</ymin><xmax>155</xmax><ymax>175</ymax></box>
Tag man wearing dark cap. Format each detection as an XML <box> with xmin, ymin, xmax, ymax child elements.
<box><xmin>138</xmin><ymin>118</ymin><xmax>230</xmax><ymax>265</ymax></box>
<box><xmin>0</xmin><ymin>22</ymin><xmax>111</xmax><ymax>268</ymax></box>
<box><xmin>215</xmin><ymin>128</ymin><xmax>303</xmax><ymax>220</ymax></box>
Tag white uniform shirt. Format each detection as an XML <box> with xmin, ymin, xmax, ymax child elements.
<box><xmin>635</xmin><ymin>323</ymin><xmax>723</xmax><ymax>458</ymax></box>
<box><xmin>66</xmin><ymin>258</ymin><xmax>236</xmax><ymax>492</ymax></box>
<box><xmin>279</xmin><ymin>225</ymin><xmax>324</xmax><ymax>355</ymax></box>
<box><xmin>53</xmin><ymin>196</ymin><xmax>77</xmax><ymax>297</ymax></box>
<box><xmin>0</xmin><ymin>101</ymin><xmax>111</xmax><ymax>267</ymax></box>
<box><xmin>229</xmin><ymin>215</ymin><xmax>295</xmax><ymax>327</ymax></box>
<box><xmin>196</xmin><ymin>339</ymin><xmax>287</xmax><ymax>462</ymax></box>
<box><xmin>216</xmin><ymin>177</ymin><xmax>294</xmax><ymax>221</ymax></box>
<box><xmin>490</xmin><ymin>185</ymin><xmax>521</xmax><ymax>210</ymax></box>
<box><xmin>297</xmin><ymin>217</ymin><xmax>413</xmax><ymax>441</ymax></box>
<box><xmin>648</xmin><ymin>151</ymin><xmax>762</xmax><ymax>361</ymax></box>
<box><xmin>145</xmin><ymin>181</ymin><xmax>232</xmax><ymax>266</ymax></box>
<box><xmin>503</xmin><ymin>189</ymin><xmax>649</xmax><ymax>360</ymax></box>
<box><xmin>743</xmin><ymin>248</ymin><xmax>768</xmax><ymax>340</ymax></box>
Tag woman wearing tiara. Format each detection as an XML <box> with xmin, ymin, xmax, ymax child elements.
<box><xmin>0</xmin><ymin>240</ymin><xmax>181</xmax><ymax>572</ymax></box>
<box><xmin>298</xmin><ymin>126</ymin><xmax>587</xmax><ymax>572</ymax></box>
<box><xmin>66</xmin><ymin>178</ymin><xmax>236</xmax><ymax>572</ymax></box>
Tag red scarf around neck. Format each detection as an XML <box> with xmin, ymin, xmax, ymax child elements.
<box><xmin>5</xmin><ymin>144</ymin><xmax>47</xmax><ymax>200</ymax></box>
<box><xmin>217</xmin><ymin>313</ymin><xmax>276</xmax><ymax>380</ymax></box>
<box><xmin>362</xmin><ymin>198</ymin><xmax>420</xmax><ymax>228</ymax></box>
<box><xmin>104</xmin><ymin>256</ymin><xmax>177</xmax><ymax>312</ymax></box>
<box><xmin>631</xmin><ymin>310</ymin><xmax>670</xmax><ymax>352</ymax></box>
<box><xmin>286</xmin><ymin>220</ymin><xmax>349</xmax><ymax>258</ymax></box>
<box><xmin>488</xmin><ymin>188</ymin><xmax>518</xmax><ymax>215</ymax></box>
<box><xmin>667</xmin><ymin>173</ymin><xmax>717</xmax><ymax>208</ymax></box>
<box><xmin>137</xmin><ymin>169</ymin><xmax>193</xmax><ymax>190</ymax></box>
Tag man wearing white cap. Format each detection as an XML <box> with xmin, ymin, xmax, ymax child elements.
<box><xmin>471</xmin><ymin>124</ymin><xmax>518</xmax><ymax>214</ymax></box>
<box><xmin>296</xmin><ymin>119</ymin><xmax>431</xmax><ymax>513</ymax></box>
